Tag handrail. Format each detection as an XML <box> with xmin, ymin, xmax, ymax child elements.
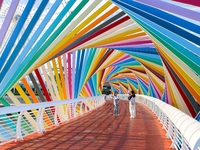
<box><xmin>0</xmin><ymin>95</ymin><xmax>105</xmax><ymax>145</ymax></box>
<box><xmin>136</xmin><ymin>94</ymin><xmax>200</xmax><ymax>150</ymax></box>
<box><xmin>0</xmin><ymin>95</ymin><xmax>104</xmax><ymax>114</ymax></box>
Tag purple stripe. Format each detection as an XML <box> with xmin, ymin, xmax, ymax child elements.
<box><xmin>0</xmin><ymin>0</ymin><xmax>19</xmax><ymax>46</ymax></box>
<box><xmin>136</xmin><ymin>0</ymin><xmax>200</xmax><ymax>21</ymax></box>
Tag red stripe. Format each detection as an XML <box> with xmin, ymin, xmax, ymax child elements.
<box><xmin>35</xmin><ymin>69</ymin><xmax>52</xmax><ymax>102</ymax></box>
<box><xmin>67</xmin><ymin>16</ymin><xmax>130</xmax><ymax>52</ymax></box>
<box><xmin>173</xmin><ymin>0</ymin><xmax>200</xmax><ymax>6</ymax></box>
<box><xmin>35</xmin><ymin>69</ymin><xmax>61</xmax><ymax>123</ymax></box>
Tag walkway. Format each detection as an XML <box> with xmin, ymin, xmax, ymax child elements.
<box><xmin>1</xmin><ymin>100</ymin><xmax>172</xmax><ymax>150</ymax></box>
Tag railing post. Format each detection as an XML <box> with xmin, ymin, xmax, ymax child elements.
<box><xmin>36</xmin><ymin>108</ymin><xmax>45</xmax><ymax>133</ymax></box>
<box><xmin>170</xmin><ymin>127</ymin><xmax>178</xmax><ymax>149</ymax></box>
<box><xmin>166</xmin><ymin>121</ymin><xmax>172</xmax><ymax>139</ymax></box>
<box><xmin>16</xmin><ymin>111</ymin><xmax>23</xmax><ymax>140</ymax></box>
<box><xmin>85</xmin><ymin>101</ymin><xmax>88</xmax><ymax>113</ymax></box>
<box><xmin>54</xmin><ymin>106</ymin><xmax>59</xmax><ymax>126</ymax></box>
<box><xmin>65</xmin><ymin>104</ymin><xmax>69</xmax><ymax>121</ymax></box>
<box><xmin>74</xmin><ymin>102</ymin><xmax>77</xmax><ymax>118</ymax></box>
<box><xmin>80</xmin><ymin>101</ymin><xmax>83</xmax><ymax>115</ymax></box>
<box><xmin>93</xmin><ymin>99</ymin><xmax>96</xmax><ymax>109</ymax></box>
<box><xmin>101</xmin><ymin>97</ymin><xmax>104</xmax><ymax>105</ymax></box>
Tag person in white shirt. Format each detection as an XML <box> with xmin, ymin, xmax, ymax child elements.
<box><xmin>128</xmin><ymin>90</ymin><xmax>136</xmax><ymax>118</ymax></box>
<box><xmin>113</xmin><ymin>91</ymin><xmax>119</xmax><ymax>116</ymax></box>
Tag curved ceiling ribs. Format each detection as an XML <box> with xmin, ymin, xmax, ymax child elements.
<box><xmin>0</xmin><ymin>0</ymin><xmax>199</xmax><ymax>117</ymax></box>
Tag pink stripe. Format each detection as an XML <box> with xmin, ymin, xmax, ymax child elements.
<box><xmin>0</xmin><ymin>0</ymin><xmax>19</xmax><ymax>46</ymax></box>
<box><xmin>85</xmin><ymin>83</ymin><xmax>93</xmax><ymax>96</ymax></box>
<box><xmin>0</xmin><ymin>0</ymin><xmax>3</xmax><ymax>8</ymax></box>
<box><xmin>150</xmin><ymin>78</ymin><xmax>161</xmax><ymax>99</ymax></box>
<box><xmin>67</xmin><ymin>53</ymin><xmax>72</xmax><ymax>99</ymax></box>
<box><xmin>111</xmin><ymin>54</ymin><xmax>130</xmax><ymax>66</ymax></box>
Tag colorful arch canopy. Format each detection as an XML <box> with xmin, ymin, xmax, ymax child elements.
<box><xmin>0</xmin><ymin>0</ymin><xmax>199</xmax><ymax>119</ymax></box>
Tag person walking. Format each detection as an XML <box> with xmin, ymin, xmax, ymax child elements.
<box><xmin>128</xmin><ymin>90</ymin><xmax>136</xmax><ymax>118</ymax></box>
<box><xmin>113</xmin><ymin>91</ymin><xmax>119</xmax><ymax>116</ymax></box>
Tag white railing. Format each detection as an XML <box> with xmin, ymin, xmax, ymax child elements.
<box><xmin>0</xmin><ymin>95</ymin><xmax>105</xmax><ymax>145</ymax></box>
<box><xmin>136</xmin><ymin>95</ymin><xmax>200</xmax><ymax>150</ymax></box>
<box><xmin>118</xmin><ymin>94</ymin><xmax>129</xmax><ymax>100</ymax></box>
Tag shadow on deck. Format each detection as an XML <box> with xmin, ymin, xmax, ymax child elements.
<box><xmin>1</xmin><ymin>100</ymin><xmax>173</xmax><ymax>150</ymax></box>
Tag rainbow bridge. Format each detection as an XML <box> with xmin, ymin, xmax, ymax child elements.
<box><xmin>0</xmin><ymin>0</ymin><xmax>200</xmax><ymax>149</ymax></box>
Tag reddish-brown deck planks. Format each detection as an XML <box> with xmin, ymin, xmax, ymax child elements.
<box><xmin>1</xmin><ymin>100</ymin><xmax>173</xmax><ymax>150</ymax></box>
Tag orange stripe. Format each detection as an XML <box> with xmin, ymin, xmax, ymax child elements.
<box><xmin>21</xmin><ymin>78</ymin><xmax>39</xmax><ymax>103</ymax></box>
<box><xmin>37</xmin><ymin>7</ymin><xmax>119</xmax><ymax>68</ymax></box>
<box><xmin>21</xmin><ymin>78</ymin><xmax>53</xmax><ymax>126</ymax></box>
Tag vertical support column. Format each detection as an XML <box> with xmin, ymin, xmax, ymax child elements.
<box><xmin>66</xmin><ymin>104</ymin><xmax>69</xmax><ymax>121</ymax></box>
<box><xmin>74</xmin><ymin>102</ymin><xmax>77</xmax><ymax>118</ymax></box>
<box><xmin>85</xmin><ymin>101</ymin><xmax>88</xmax><ymax>113</ymax></box>
<box><xmin>16</xmin><ymin>111</ymin><xmax>24</xmax><ymax>140</ymax></box>
<box><xmin>54</xmin><ymin>106</ymin><xmax>59</xmax><ymax>126</ymax></box>
<box><xmin>170</xmin><ymin>127</ymin><xmax>178</xmax><ymax>149</ymax></box>
<box><xmin>36</xmin><ymin>108</ymin><xmax>45</xmax><ymax>133</ymax></box>
<box><xmin>80</xmin><ymin>101</ymin><xmax>83</xmax><ymax>115</ymax></box>
<box><xmin>166</xmin><ymin>121</ymin><xmax>172</xmax><ymax>139</ymax></box>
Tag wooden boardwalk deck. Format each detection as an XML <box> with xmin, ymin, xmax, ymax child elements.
<box><xmin>1</xmin><ymin>100</ymin><xmax>173</xmax><ymax>150</ymax></box>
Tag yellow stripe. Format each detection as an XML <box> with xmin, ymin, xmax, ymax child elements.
<box><xmin>58</xmin><ymin>56</ymin><xmax>67</xmax><ymax>99</ymax></box>
<box><xmin>14</xmin><ymin>84</ymin><xmax>38</xmax><ymax>129</ymax></box>
<box><xmin>47</xmin><ymin>62</ymin><xmax>60</xmax><ymax>100</ymax></box>
<box><xmin>39</xmin><ymin>1</ymin><xmax>112</xmax><ymax>67</ymax></box>
<box><xmin>15</xmin><ymin>84</ymin><xmax>32</xmax><ymax>104</ymax></box>
<box><xmin>84</xmin><ymin>28</ymin><xmax>142</xmax><ymax>48</ymax></box>
<box><xmin>52</xmin><ymin>59</ymin><xmax>64</xmax><ymax>99</ymax></box>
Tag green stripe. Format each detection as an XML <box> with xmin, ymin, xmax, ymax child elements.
<box><xmin>0</xmin><ymin>97</ymin><xmax>33</xmax><ymax>134</ymax></box>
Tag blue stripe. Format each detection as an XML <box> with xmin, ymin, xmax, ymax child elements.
<box><xmin>78</xmin><ymin>49</ymin><xmax>90</xmax><ymax>93</ymax></box>
<box><xmin>92</xmin><ymin>74</ymin><xmax>97</xmax><ymax>95</ymax></box>
<box><xmin>0</xmin><ymin>0</ymin><xmax>48</xmax><ymax>82</ymax></box>
<box><xmin>0</xmin><ymin>114</ymin><xmax>16</xmax><ymax>138</ymax></box>
<box><xmin>0</xmin><ymin>0</ymin><xmax>76</xmax><ymax>97</ymax></box>
<box><xmin>113</xmin><ymin>0</ymin><xmax>200</xmax><ymax>45</ymax></box>
<box><xmin>0</xmin><ymin>0</ymin><xmax>62</xmax><ymax>85</ymax></box>
<box><xmin>116</xmin><ymin>3</ymin><xmax>200</xmax><ymax>68</ymax></box>
<box><xmin>77</xmin><ymin>50</ymin><xmax>85</xmax><ymax>95</ymax></box>
<box><xmin>0</xmin><ymin>125</ymin><xmax>12</xmax><ymax>140</ymax></box>
<box><xmin>0</xmin><ymin>0</ymin><xmax>35</xmax><ymax>70</ymax></box>
<box><xmin>88</xmin><ymin>78</ymin><xmax>95</xmax><ymax>96</ymax></box>
<box><xmin>114</xmin><ymin>0</ymin><xmax>200</xmax><ymax>34</ymax></box>
<box><xmin>74</xmin><ymin>50</ymin><xmax>81</xmax><ymax>98</ymax></box>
